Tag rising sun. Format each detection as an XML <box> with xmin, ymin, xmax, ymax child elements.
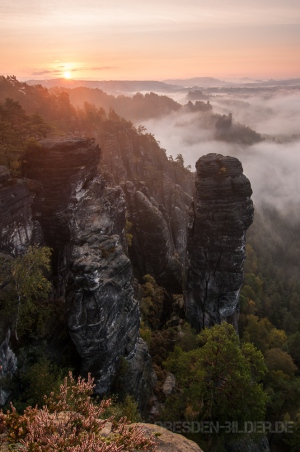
<box><xmin>64</xmin><ymin>71</ymin><xmax>71</xmax><ymax>79</ymax></box>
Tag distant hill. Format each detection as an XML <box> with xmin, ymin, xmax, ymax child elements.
<box><xmin>26</xmin><ymin>78</ymin><xmax>184</xmax><ymax>94</ymax></box>
<box><xmin>164</xmin><ymin>76</ymin><xmax>300</xmax><ymax>89</ymax></box>
<box><xmin>25</xmin><ymin>77</ymin><xmax>300</xmax><ymax>96</ymax></box>
<box><xmin>163</xmin><ymin>77</ymin><xmax>233</xmax><ymax>87</ymax></box>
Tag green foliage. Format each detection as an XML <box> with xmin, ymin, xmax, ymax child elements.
<box><xmin>125</xmin><ymin>218</ymin><xmax>133</xmax><ymax>247</ymax></box>
<box><xmin>239</xmin><ymin>218</ymin><xmax>300</xmax><ymax>450</ymax></box>
<box><xmin>242</xmin><ymin>315</ymin><xmax>287</xmax><ymax>353</ymax></box>
<box><xmin>286</xmin><ymin>332</ymin><xmax>300</xmax><ymax>366</ymax></box>
<box><xmin>264</xmin><ymin>348</ymin><xmax>297</xmax><ymax>377</ymax></box>
<box><xmin>284</xmin><ymin>411</ymin><xmax>300</xmax><ymax>451</ymax></box>
<box><xmin>0</xmin><ymin>98</ymin><xmax>51</xmax><ymax>175</ymax></box>
<box><xmin>175</xmin><ymin>153</ymin><xmax>184</xmax><ymax>167</ymax></box>
<box><xmin>176</xmin><ymin>322</ymin><xmax>198</xmax><ymax>352</ymax></box>
<box><xmin>13</xmin><ymin>356</ymin><xmax>64</xmax><ymax>410</ymax></box>
<box><xmin>140</xmin><ymin>274</ymin><xmax>166</xmax><ymax>329</ymax></box>
<box><xmin>104</xmin><ymin>394</ymin><xmax>141</xmax><ymax>423</ymax></box>
<box><xmin>139</xmin><ymin>321</ymin><xmax>152</xmax><ymax>347</ymax></box>
<box><xmin>164</xmin><ymin>323</ymin><xmax>267</xmax><ymax>428</ymax></box>
<box><xmin>0</xmin><ymin>246</ymin><xmax>52</xmax><ymax>341</ymax></box>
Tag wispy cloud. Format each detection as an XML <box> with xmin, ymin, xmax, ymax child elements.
<box><xmin>31</xmin><ymin>70</ymin><xmax>61</xmax><ymax>75</ymax></box>
<box><xmin>90</xmin><ymin>67</ymin><xmax>117</xmax><ymax>71</ymax></box>
<box><xmin>31</xmin><ymin>65</ymin><xmax>117</xmax><ymax>77</ymax></box>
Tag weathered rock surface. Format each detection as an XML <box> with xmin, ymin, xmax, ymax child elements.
<box><xmin>121</xmin><ymin>181</ymin><xmax>183</xmax><ymax>291</ymax></box>
<box><xmin>22</xmin><ymin>138</ymin><xmax>153</xmax><ymax>405</ymax></box>
<box><xmin>115</xmin><ymin>337</ymin><xmax>157</xmax><ymax>406</ymax></box>
<box><xmin>134</xmin><ymin>424</ymin><xmax>204</xmax><ymax>452</ymax></box>
<box><xmin>162</xmin><ymin>372</ymin><xmax>176</xmax><ymax>397</ymax></box>
<box><xmin>226</xmin><ymin>435</ymin><xmax>270</xmax><ymax>452</ymax></box>
<box><xmin>101</xmin><ymin>131</ymin><xmax>193</xmax><ymax>291</ymax></box>
<box><xmin>22</xmin><ymin>138</ymin><xmax>100</xmax><ymax>255</ymax></box>
<box><xmin>0</xmin><ymin>330</ymin><xmax>17</xmax><ymax>406</ymax></box>
<box><xmin>185</xmin><ymin>153</ymin><xmax>254</xmax><ymax>332</ymax></box>
<box><xmin>0</xmin><ymin>165</ymin><xmax>41</xmax><ymax>254</ymax></box>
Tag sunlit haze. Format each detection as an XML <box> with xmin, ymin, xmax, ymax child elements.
<box><xmin>1</xmin><ymin>0</ymin><xmax>299</xmax><ymax>80</ymax></box>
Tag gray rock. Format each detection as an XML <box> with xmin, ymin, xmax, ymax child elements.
<box><xmin>185</xmin><ymin>153</ymin><xmax>254</xmax><ymax>332</ymax></box>
<box><xmin>134</xmin><ymin>423</ymin><xmax>205</xmax><ymax>452</ymax></box>
<box><xmin>101</xmin><ymin>132</ymin><xmax>194</xmax><ymax>293</ymax></box>
<box><xmin>226</xmin><ymin>435</ymin><xmax>270</xmax><ymax>452</ymax></box>
<box><xmin>162</xmin><ymin>372</ymin><xmax>176</xmax><ymax>397</ymax></box>
<box><xmin>0</xmin><ymin>168</ymin><xmax>42</xmax><ymax>254</ymax></box>
<box><xmin>0</xmin><ymin>166</ymin><xmax>10</xmax><ymax>185</ymax></box>
<box><xmin>116</xmin><ymin>337</ymin><xmax>156</xmax><ymax>411</ymax></box>
<box><xmin>122</xmin><ymin>182</ymin><xmax>184</xmax><ymax>292</ymax></box>
<box><xmin>22</xmin><ymin>138</ymin><xmax>154</xmax><ymax>406</ymax></box>
<box><xmin>0</xmin><ymin>330</ymin><xmax>17</xmax><ymax>406</ymax></box>
<box><xmin>66</xmin><ymin>179</ymin><xmax>141</xmax><ymax>396</ymax></box>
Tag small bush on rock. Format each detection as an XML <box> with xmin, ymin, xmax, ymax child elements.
<box><xmin>0</xmin><ymin>372</ymin><xmax>156</xmax><ymax>451</ymax></box>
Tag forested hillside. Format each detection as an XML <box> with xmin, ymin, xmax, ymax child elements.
<box><xmin>0</xmin><ymin>76</ymin><xmax>299</xmax><ymax>452</ymax></box>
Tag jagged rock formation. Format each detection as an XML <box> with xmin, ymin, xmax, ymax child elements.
<box><xmin>121</xmin><ymin>181</ymin><xmax>183</xmax><ymax>291</ymax></box>
<box><xmin>162</xmin><ymin>372</ymin><xmax>176</xmax><ymax>397</ymax></box>
<box><xmin>101</xmin><ymin>129</ymin><xmax>193</xmax><ymax>290</ymax></box>
<box><xmin>185</xmin><ymin>153</ymin><xmax>254</xmax><ymax>332</ymax></box>
<box><xmin>0</xmin><ymin>330</ymin><xmax>17</xmax><ymax>405</ymax></box>
<box><xmin>0</xmin><ymin>165</ymin><xmax>41</xmax><ymax>254</ymax></box>
<box><xmin>0</xmin><ymin>165</ymin><xmax>42</xmax><ymax>390</ymax></box>
<box><xmin>21</xmin><ymin>138</ymin><xmax>153</xmax><ymax>405</ymax></box>
<box><xmin>0</xmin><ymin>135</ymin><xmax>255</xmax><ymax>411</ymax></box>
<box><xmin>226</xmin><ymin>437</ymin><xmax>270</xmax><ymax>452</ymax></box>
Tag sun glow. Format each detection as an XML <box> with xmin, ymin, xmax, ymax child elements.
<box><xmin>64</xmin><ymin>71</ymin><xmax>71</xmax><ymax>79</ymax></box>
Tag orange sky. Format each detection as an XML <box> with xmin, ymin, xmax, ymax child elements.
<box><xmin>1</xmin><ymin>0</ymin><xmax>299</xmax><ymax>81</ymax></box>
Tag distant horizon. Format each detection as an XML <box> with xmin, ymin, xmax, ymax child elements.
<box><xmin>11</xmin><ymin>75</ymin><xmax>300</xmax><ymax>83</ymax></box>
<box><xmin>1</xmin><ymin>1</ymin><xmax>300</xmax><ymax>82</ymax></box>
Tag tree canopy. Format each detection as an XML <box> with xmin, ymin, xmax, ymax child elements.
<box><xmin>164</xmin><ymin>323</ymin><xmax>268</xmax><ymax>426</ymax></box>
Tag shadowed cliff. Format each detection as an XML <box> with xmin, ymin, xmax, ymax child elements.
<box><xmin>0</xmin><ymin>137</ymin><xmax>254</xmax><ymax>413</ymax></box>
<box><xmin>185</xmin><ymin>153</ymin><xmax>254</xmax><ymax>332</ymax></box>
<box><xmin>21</xmin><ymin>138</ymin><xmax>154</xmax><ymax>406</ymax></box>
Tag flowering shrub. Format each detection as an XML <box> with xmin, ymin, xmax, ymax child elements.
<box><xmin>0</xmin><ymin>372</ymin><xmax>156</xmax><ymax>451</ymax></box>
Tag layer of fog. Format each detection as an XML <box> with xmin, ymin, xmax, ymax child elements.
<box><xmin>210</xmin><ymin>90</ymin><xmax>300</xmax><ymax>136</ymax></box>
<box><xmin>141</xmin><ymin>91</ymin><xmax>300</xmax><ymax>218</ymax></box>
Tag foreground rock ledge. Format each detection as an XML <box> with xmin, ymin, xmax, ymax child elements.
<box><xmin>134</xmin><ymin>424</ymin><xmax>204</xmax><ymax>452</ymax></box>
<box><xmin>185</xmin><ymin>153</ymin><xmax>254</xmax><ymax>332</ymax></box>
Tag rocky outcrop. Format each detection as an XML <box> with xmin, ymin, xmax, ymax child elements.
<box><xmin>162</xmin><ymin>372</ymin><xmax>176</xmax><ymax>397</ymax></box>
<box><xmin>226</xmin><ymin>436</ymin><xmax>270</xmax><ymax>452</ymax></box>
<box><xmin>101</xmin><ymin>131</ymin><xmax>193</xmax><ymax>292</ymax></box>
<box><xmin>185</xmin><ymin>153</ymin><xmax>254</xmax><ymax>332</ymax></box>
<box><xmin>115</xmin><ymin>337</ymin><xmax>157</xmax><ymax>407</ymax></box>
<box><xmin>0</xmin><ymin>165</ymin><xmax>41</xmax><ymax>254</ymax></box>
<box><xmin>134</xmin><ymin>424</ymin><xmax>204</xmax><ymax>452</ymax></box>
<box><xmin>0</xmin><ymin>330</ymin><xmax>17</xmax><ymax>406</ymax></box>
<box><xmin>22</xmin><ymin>138</ymin><xmax>100</xmax><ymax>255</ymax></box>
<box><xmin>22</xmin><ymin>138</ymin><xmax>153</xmax><ymax>405</ymax></box>
<box><xmin>121</xmin><ymin>181</ymin><xmax>183</xmax><ymax>292</ymax></box>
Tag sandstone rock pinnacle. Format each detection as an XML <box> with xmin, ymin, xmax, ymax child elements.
<box><xmin>185</xmin><ymin>153</ymin><xmax>254</xmax><ymax>332</ymax></box>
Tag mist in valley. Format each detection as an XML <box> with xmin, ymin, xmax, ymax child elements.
<box><xmin>141</xmin><ymin>88</ymin><xmax>300</xmax><ymax>219</ymax></box>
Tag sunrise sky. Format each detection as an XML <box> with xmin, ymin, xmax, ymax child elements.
<box><xmin>1</xmin><ymin>0</ymin><xmax>299</xmax><ymax>81</ymax></box>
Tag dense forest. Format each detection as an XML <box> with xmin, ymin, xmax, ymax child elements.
<box><xmin>0</xmin><ymin>75</ymin><xmax>300</xmax><ymax>452</ymax></box>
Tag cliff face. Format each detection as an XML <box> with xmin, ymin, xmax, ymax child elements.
<box><xmin>0</xmin><ymin>330</ymin><xmax>17</xmax><ymax>405</ymax></box>
<box><xmin>185</xmin><ymin>153</ymin><xmax>254</xmax><ymax>332</ymax></box>
<box><xmin>1</xmin><ymin>135</ymin><xmax>255</xmax><ymax>408</ymax></box>
<box><xmin>0</xmin><ymin>166</ymin><xmax>41</xmax><ymax>400</ymax></box>
<box><xmin>101</xmin><ymin>129</ymin><xmax>193</xmax><ymax>291</ymax></box>
<box><xmin>22</xmin><ymin>138</ymin><xmax>153</xmax><ymax>404</ymax></box>
<box><xmin>0</xmin><ymin>165</ymin><xmax>41</xmax><ymax>254</ymax></box>
<box><xmin>121</xmin><ymin>181</ymin><xmax>183</xmax><ymax>292</ymax></box>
